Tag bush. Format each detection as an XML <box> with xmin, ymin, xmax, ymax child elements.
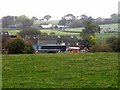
<box><xmin>19</xmin><ymin>28</ymin><xmax>41</xmax><ymax>38</ymax></box>
<box><xmin>7</xmin><ymin>38</ymin><xmax>25</xmax><ymax>54</ymax></box>
<box><xmin>88</xmin><ymin>35</ymin><xmax>96</xmax><ymax>47</ymax></box>
<box><xmin>23</xmin><ymin>42</ymin><xmax>34</xmax><ymax>54</ymax></box>
<box><xmin>7</xmin><ymin>37</ymin><xmax>34</xmax><ymax>54</ymax></box>
<box><xmin>90</xmin><ymin>43</ymin><xmax>112</xmax><ymax>52</ymax></box>
<box><xmin>106</xmin><ymin>36</ymin><xmax>117</xmax><ymax>44</ymax></box>
<box><xmin>111</xmin><ymin>38</ymin><xmax>120</xmax><ymax>52</ymax></box>
<box><xmin>49</xmin><ymin>32</ymin><xmax>55</xmax><ymax>35</ymax></box>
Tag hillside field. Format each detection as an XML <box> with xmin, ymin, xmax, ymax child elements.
<box><xmin>2</xmin><ymin>53</ymin><xmax>118</xmax><ymax>88</ymax></box>
<box><xmin>100</xmin><ymin>24</ymin><xmax>118</xmax><ymax>29</ymax></box>
<box><xmin>2</xmin><ymin>23</ymin><xmax>119</xmax><ymax>41</ymax></box>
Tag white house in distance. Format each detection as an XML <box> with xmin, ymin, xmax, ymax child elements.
<box><xmin>41</xmin><ymin>23</ymin><xmax>53</xmax><ymax>29</ymax></box>
<box><xmin>100</xmin><ymin>28</ymin><xmax>118</xmax><ymax>33</ymax></box>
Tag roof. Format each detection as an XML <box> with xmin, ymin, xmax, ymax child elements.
<box><xmin>37</xmin><ymin>35</ymin><xmax>78</xmax><ymax>42</ymax></box>
<box><xmin>1</xmin><ymin>32</ymin><xmax>9</xmax><ymax>35</ymax></box>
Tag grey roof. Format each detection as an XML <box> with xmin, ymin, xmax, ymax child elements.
<box><xmin>37</xmin><ymin>35</ymin><xmax>78</xmax><ymax>42</ymax></box>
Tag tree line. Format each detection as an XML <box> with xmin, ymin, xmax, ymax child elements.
<box><xmin>58</xmin><ymin>13</ymin><xmax>119</xmax><ymax>28</ymax></box>
<box><xmin>1</xmin><ymin>13</ymin><xmax>119</xmax><ymax>29</ymax></box>
<box><xmin>1</xmin><ymin>15</ymin><xmax>51</xmax><ymax>29</ymax></box>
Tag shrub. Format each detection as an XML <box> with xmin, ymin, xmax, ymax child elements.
<box><xmin>88</xmin><ymin>35</ymin><xmax>96</xmax><ymax>47</ymax></box>
<box><xmin>106</xmin><ymin>36</ymin><xmax>117</xmax><ymax>44</ymax></box>
<box><xmin>90</xmin><ymin>43</ymin><xmax>112</xmax><ymax>52</ymax></box>
<box><xmin>19</xmin><ymin>28</ymin><xmax>41</xmax><ymax>38</ymax></box>
<box><xmin>23</xmin><ymin>42</ymin><xmax>34</xmax><ymax>54</ymax></box>
<box><xmin>111</xmin><ymin>38</ymin><xmax>120</xmax><ymax>52</ymax></box>
<box><xmin>7</xmin><ymin>37</ymin><xmax>34</xmax><ymax>54</ymax></box>
<box><xmin>89</xmin><ymin>43</ymin><xmax>99</xmax><ymax>52</ymax></box>
<box><xmin>7</xmin><ymin>37</ymin><xmax>25</xmax><ymax>54</ymax></box>
<box><xmin>49</xmin><ymin>32</ymin><xmax>55</xmax><ymax>35</ymax></box>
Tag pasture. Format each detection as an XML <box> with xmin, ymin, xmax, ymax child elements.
<box><xmin>2</xmin><ymin>24</ymin><xmax>119</xmax><ymax>41</ymax></box>
<box><xmin>2</xmin><ymin>53</ymin><xmax>118</xmax><ymax>88</ymax></box>
<box><xmin>96</xmin><ymin>32</ymin><xmax>119</xmax><ymax>42</ymax></box>
<box><xmin>100</xmin><ymin>24</ymin><xmax>118</xmax><ymax>29</ymax></box>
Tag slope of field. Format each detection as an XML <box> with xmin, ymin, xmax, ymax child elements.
<box><xmin>96</xmin><ymin>32</ymin><xmax>119</xmax><ymax>42</ymax></box>
<box><xmin>99</xmin><ymin>24</ymin><xmax>118</xmax><ymax>29</ymax></box>
<box><xmin>3</xmin><ymin>23</ymin><xmax>119</xmax><ymax>41</ymax></box>
<box><xmin>2</xmin><ymin>53</ymin><xmax>118</xmax><ymax>88</ymax></box>
<box><xmin>2</xmin><ymin>30</ymin><xmax>21</xmax><ymax>35</ymax></box>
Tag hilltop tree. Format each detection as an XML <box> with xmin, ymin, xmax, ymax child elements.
<box><xmin>21</xmin><ymin>19</ymin><xmax>33</xmax><ymax>29</ymax></box>
<box><xmin>2</xmin><ymin>16</ymin><xmax>15</xmax><ymax>28</ymax></box>
<box><xmin>80</xmin><ymin>14</ymin><xmax>88</xmax><ymax>20</ymax></box>
<box><xmin>14</xmin><ymin>15</ymin><xmax>33</xmax><ymax>29</ymax></box>
<box><xmin>43</xmin><ymin>15</ymin><xmax>51</xmax><ymax>21</ymax></box>
<box><xmin>19</xmin><ymin>28</ymin><xmax>41</xmax><ymax>38</ymax></box>
<box><xmin>63</xmin><ymin>14</ymin><xmax>76</xmax><ymax>21</ymax></box>
<box><xmin>111</xmin><ymin>13</ymin><xmax>118</xmax><ymax>23</ymax></box>
<box><xmin>31</xmin><ymin>16</ymin><xmax>38</xmax><ymax>21</ymax></box>
<box><xmin>58</xmin><ymin>17</ymin><xmax>67</xmax><ymax>25</ymax></box>
<box><xmin>58</xmin><ymin>14</ymin><xmax>77</xmax><ymax>27</ymax></box>
<box><xmin>80</xmin><ymin>19</ymin><xmax>100</xmax><ymax>47</ymax></box>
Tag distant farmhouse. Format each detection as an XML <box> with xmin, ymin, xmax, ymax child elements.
<box><xmin>41</xmin><ymin>23</ymin><xmax>53</xmax><ymax>29</ymax></box>
<box><xmin>1</xmin><ymin>31</ymin><xmax>16</xmax><ymax>38</ymax></box>
<box><xmin>54</xmin><ymin>25</ymin><xmax>69</xmax><ymax>30</ymax></box>
<box><xmin>40</xmin><ymin>23</ymin><xmax>69</xmax><ymax>30</ymax></box>
<box><xmin>100</xmin><ymin>28</ymin><xmax>118</xmax><ymax>33</ymax></box>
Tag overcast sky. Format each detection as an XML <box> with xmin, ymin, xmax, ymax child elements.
<box><xmin>0</xmin><ymin>0</ymin><xmax>119</xmax><ymax>20</ymax></box>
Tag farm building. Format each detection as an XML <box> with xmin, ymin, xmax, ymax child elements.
<box><xmin>29</xmin><ymin>35</ymin><xmax>88</xmax><ymax>53</ymax></box>
<box><xmin>53</xmin><ymin>25</ymin><xmax>69</xmax><ymax>30</ymax></box>
<box><xmin>41</xmin><ymin>23</ymin><xmax>53</xmax><ymax>29</ymax></box>
<box><xmin>32</xmin><ymin>35</ymin><xmax>79</xmax><ymax>52</ymax></box>
<box><xmin>1</xmin><ymin>31</ymin><xmax>17</xmax><ymax>39</ymax></box>
<box><xmin>100</xmin><ymin>28</ymin><xmax>118</xmax><ymax>33</ymax></box>
<box><xmin>30</xmin><ymin>35</ymin><xmax>79</xmax><ymax>47</ymax></box>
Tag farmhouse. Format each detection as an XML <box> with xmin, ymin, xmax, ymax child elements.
<box><xmin>30</xmin><ymin>35</ymin><xmax>79</xmax><ymax>46</ymax></box>
<box><xmin>100</xmin><ymin>28</ymin><xmax>118</xmax><ymax>33</ymax></box>
<box><xmin>53</xmin><ymin>25</ymin><xmax>69</xmax><ymax>30</ymax></box>
<box><xmin>28</xmin><ymin>35</ymin><xmax>88</xmax><ymax>53</ymax></box>
<box><xmin>41</xmin><ymin>23</ymin><xmax>53</xmax><ymax>29</ymax></box>
<box><xmin>1</xmin><ymin>31</ymin><xmax>17</xmax><ymax>39</ymax></box>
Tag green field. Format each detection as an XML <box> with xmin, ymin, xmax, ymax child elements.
<box><xmin>2</xmin><ymin>30</ymin><xmax>21</xmax><ymax>35</ymax></box>
<box><xmin>3</xmin><ymin>24</ymin><xmax>119</xmax><ymax>41</ymax></box>
<box><xmin>2</xmin><ymin>53</ymin><xmax>118</xmax><ymax>88</ymax></box>
<box><xmin>96</xmin><ymin>32</ymin><xmax>119</xmax><ymax>42</ymax></box>
<box><xmin>100</xmin><ymin>24</ymin><xmax>118</xmax><ymax>29</ymax></box>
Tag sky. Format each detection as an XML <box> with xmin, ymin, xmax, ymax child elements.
<box><xmin>0</xmin><ymin>0</ymin><xmax>119</xmax><ymax>20</ymax></box>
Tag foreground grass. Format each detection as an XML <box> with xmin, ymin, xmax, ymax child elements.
<box><xmin>2</xmin><ymin>53</ymin><xmax>118</xmax><ymax>88</ymax></box>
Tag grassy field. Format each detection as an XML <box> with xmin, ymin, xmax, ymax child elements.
<box><xmin>3</xmin><ymin>23</ymin><xmax>118</xmax><ymax>34</ymax></box>
<box><xmin>96</xmin><ymin>32</ymin><xmax>119</xmax><ymax>42</ymax></box>
<box><xmin>100</xmin><ymin>24</ymin><xmax>118</xmax><ymax>29</ymax></box>
<box><xmin>3</xmin><ymin>23</ymin><xmax>119</xmax><ymax>41</ymax></box>
<box><xmin>2</xmin><ymin>30</ymin><xmax>21</xmax><ymax>35</ymax></box>
<box><xmin>2</xmin><ymin>53</ymin><xmax>118</xmax><ymax>88</ymax></box>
